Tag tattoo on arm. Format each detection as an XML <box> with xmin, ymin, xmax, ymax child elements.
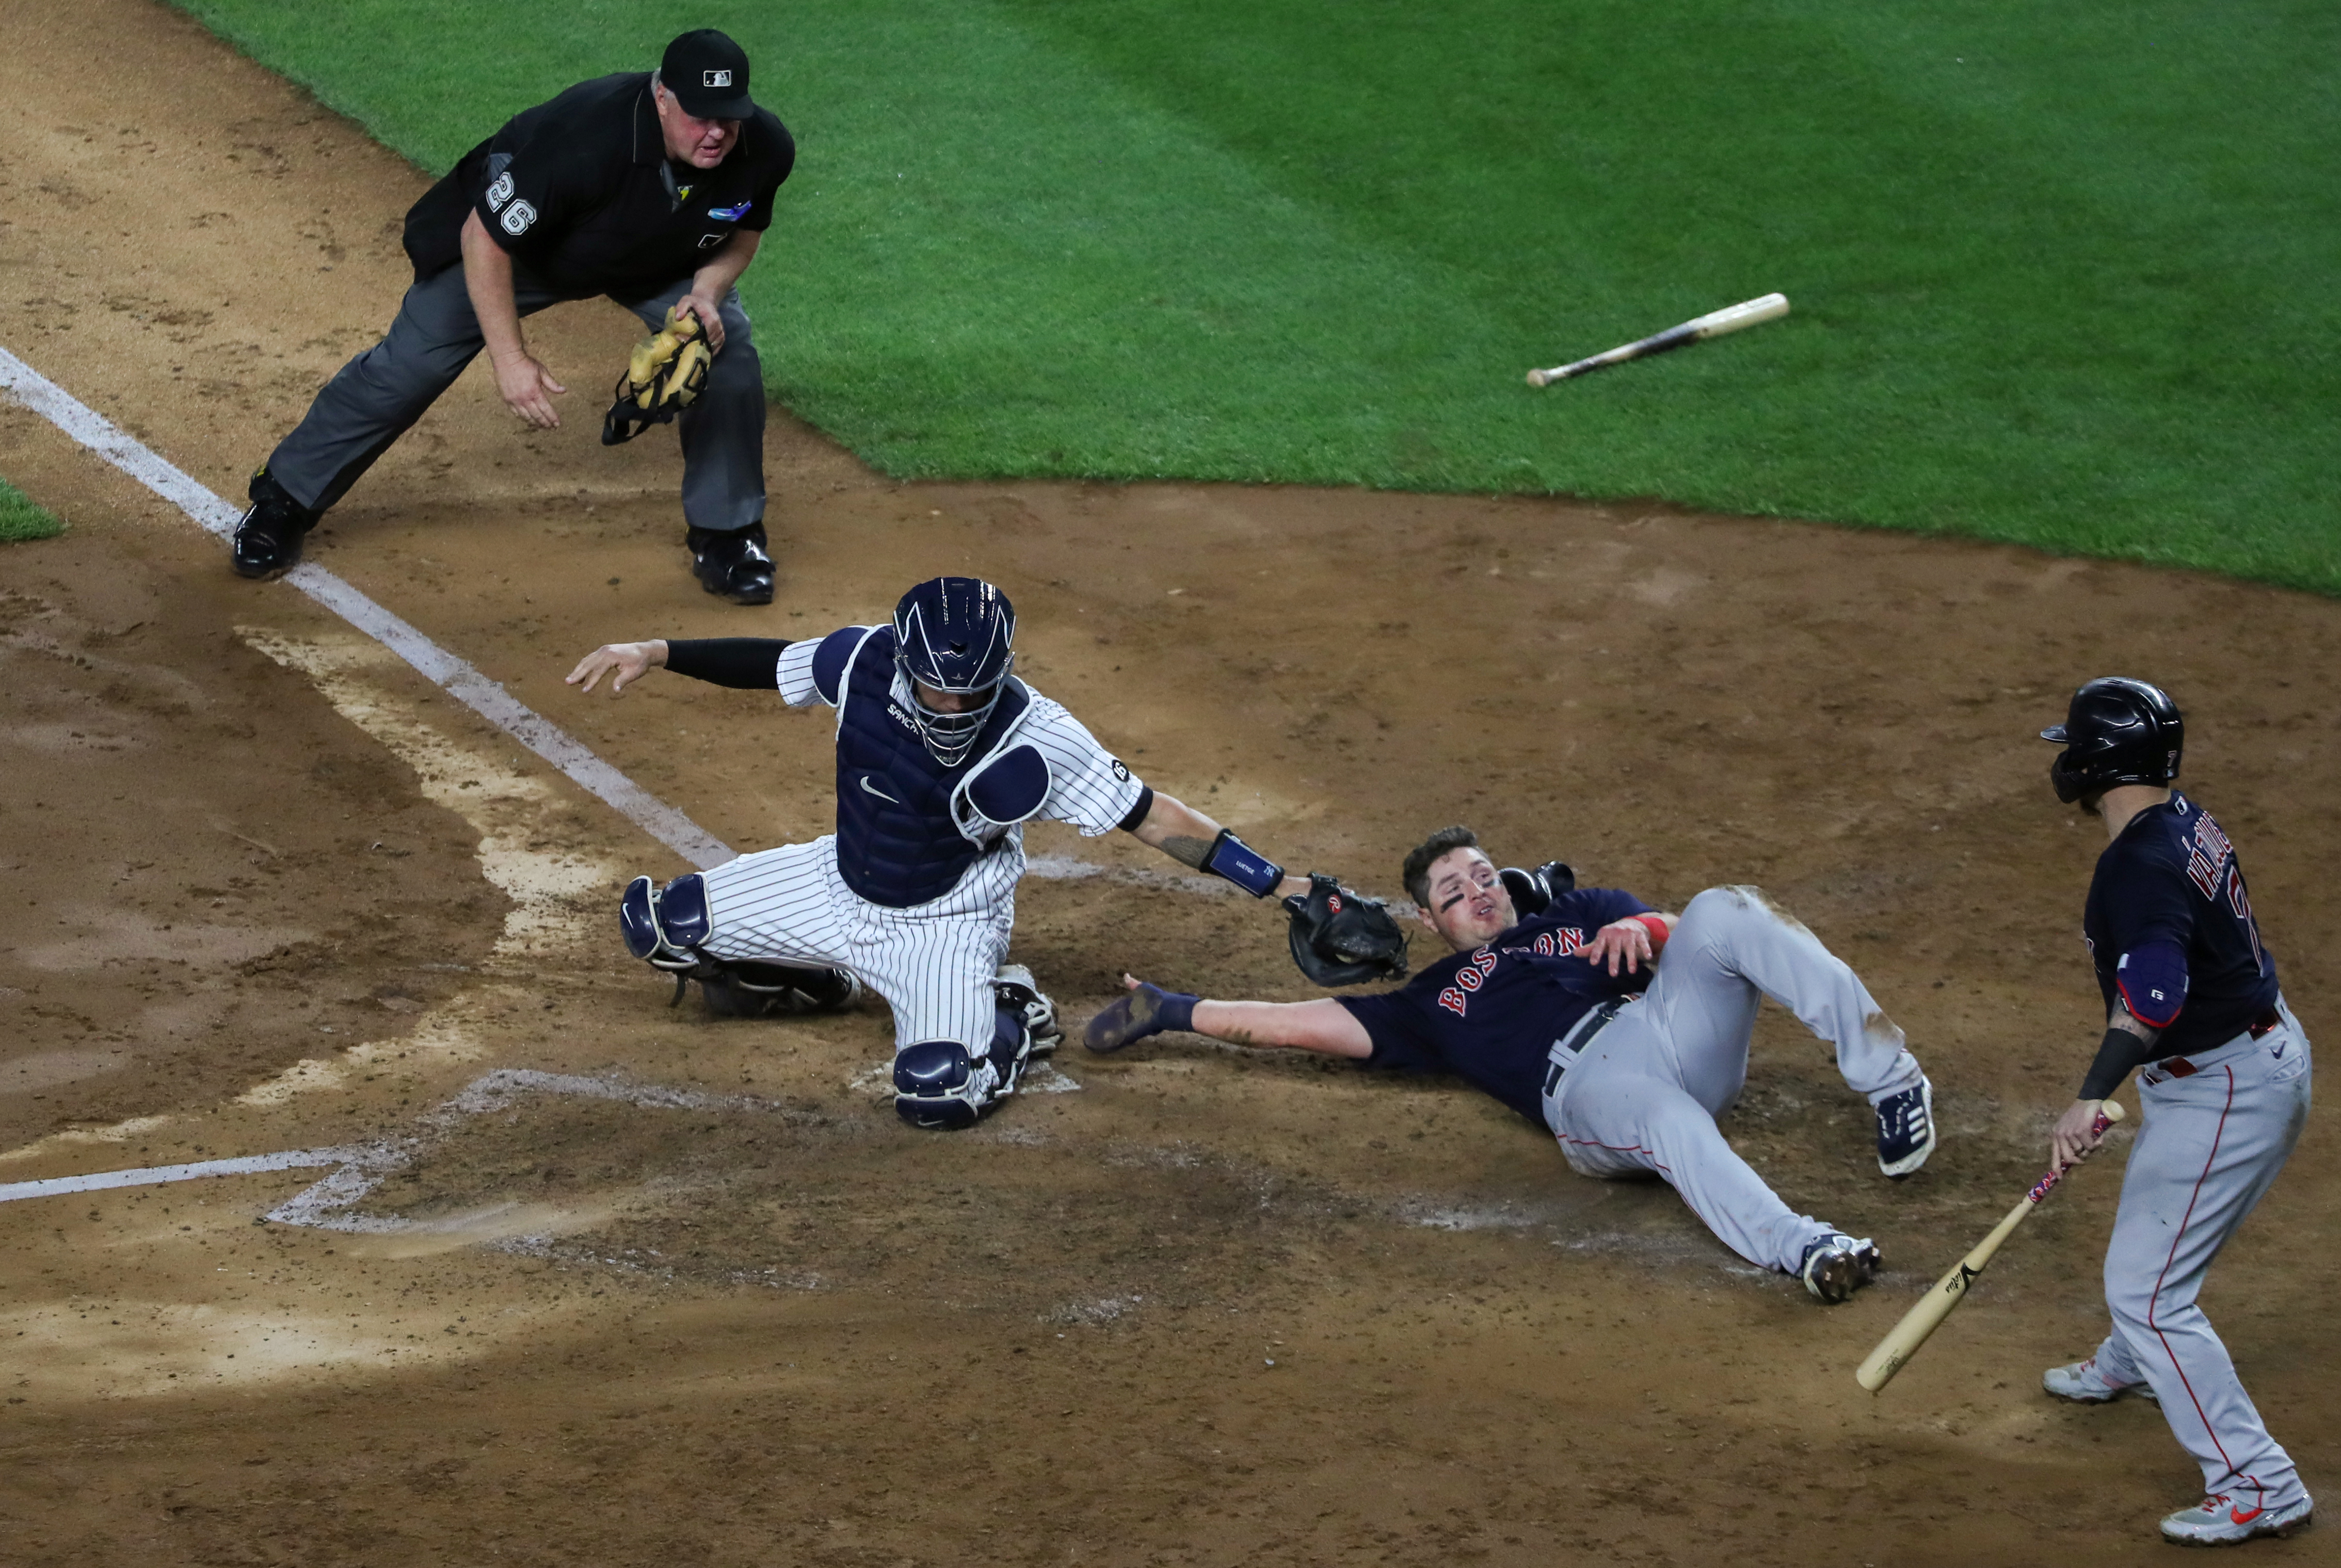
<box><xmin>1158</xmin><ymin>833</ymin><xmax>1213</xmax><ymax>870</ymax></box>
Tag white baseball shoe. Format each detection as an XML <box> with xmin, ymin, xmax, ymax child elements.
<box><xmin>2159</xmin><ymin>1490</ymin><xmax>2312</xmax><ymax>1546</ymax></box>
<box><xmin>2042</xmin><ymin>1356</ymin><xmax>2158</xmax><ymax>1405</ymax></box>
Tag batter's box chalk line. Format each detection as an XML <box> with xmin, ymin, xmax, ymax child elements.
<box><xmin>0</xmin><ymin>1071</ymin><xmax>807</xmax><ymax>1273</ymax></box>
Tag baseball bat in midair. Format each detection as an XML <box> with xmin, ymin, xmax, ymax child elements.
<box><xmin>1854</xmin><ymin>1100</ymin><xmax>2125</xmax><ymax>1393</ymax></box>
<box><xmin>1526</xmin><ymin>293</ymin><xmax>1790</xmax><ymax>386</ymax></box>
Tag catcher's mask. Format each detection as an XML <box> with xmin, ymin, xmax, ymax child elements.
<box><xmin>2040</xmin><ymin>676</ymin><xmax>2183</xmax><ymax>805</ymax></box>
<box><xmin>893</xmin><ymin>576</ymin><xmax>1016</xmax><ymax>766</ymax></box>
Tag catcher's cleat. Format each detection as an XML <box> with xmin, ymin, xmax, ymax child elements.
<box><xmin>698</xmin><ymin>960</ymin><xmax>861</xmax><ymax>1019</ymax></box>
<box><xmin>993</xmin><ymin>963</ymin><xmax>1063</xmax><ymax>1054</ymax></box>
<box><xmin>1799</xmin><ymin>1232</ymin><xmax>1881</xmax><ymax>1303</ymax></box>
<box><xmin>687</xmin><ymin>523</ymin><xmax>774</xmax><ymax>605</ymax></box>
<box><xmin>232</xmin><ymin>470</ymin><xmax>317</xmax><ymax>579</ymax></box>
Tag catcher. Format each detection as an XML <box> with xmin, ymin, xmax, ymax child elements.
<box><xmin>232</xmin><ymin>30</ymin><xmax>792</xmax><ymax>604</ymax></box>
<box><xmin>1092</xmin><ymin>826</ymin><xmax>1941</xmax><ymax>1302</ymax></box>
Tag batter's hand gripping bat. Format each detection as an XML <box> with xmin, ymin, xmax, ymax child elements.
<box><xmin>1526</xmin><ymin>293</ymin><xmax>1789</xmax><ymax>386</ymax></box>
<box><xmin>1855</xmin><ymin>1100</ymin><xmax>2125</xmax><ymax>1393</ymax></box>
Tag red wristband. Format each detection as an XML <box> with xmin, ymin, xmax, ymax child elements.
<box><xmin>1631</xmin><ymin>914</ymin><xmax>1670</xmax><ymax>952</ymax></box>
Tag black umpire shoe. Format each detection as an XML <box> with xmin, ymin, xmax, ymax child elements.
<box><xmin>686</xmin><ymin>522</ymin><xmax>775</xmax><ymax>605</ymax></box>
<box><xmin>231</xmin><ymin>470</ymin><xmax>317</xmax><ymax>579</ymax></box>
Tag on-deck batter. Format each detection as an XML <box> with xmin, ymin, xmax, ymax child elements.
<box><xmin>566</xmin><ymin>575</ymin><xmax>1323</xmax><ymax>1130</ymax></box>
<box><xmin>1085</xmin><ymin>826</ymin><xmax>1938</xmax><ymax>1302</ymax></box>
<box><xmin>2035</xmin><ymin>677</ymin><xmax>2316</xmax><ymax>1547</ymax></box>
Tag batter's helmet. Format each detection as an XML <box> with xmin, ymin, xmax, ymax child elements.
<box><xmin>893</xmin><ymin>577</ymin><xmax>1016</xmax><ymax>765</ymax></box>
<box><xmin>2040</xmin><ymin>676</ymin><xmax>2183</xmax><ymax>804</ymax></box>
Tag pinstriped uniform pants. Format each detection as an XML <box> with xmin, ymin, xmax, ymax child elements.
<box><xmin>695</xmin><ymin>835</ymin><xmax>1009</xmax><ymax>1052</ymax></box>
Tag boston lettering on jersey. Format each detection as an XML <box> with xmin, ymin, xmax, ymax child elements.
<box><xmin>1337</xmin><ymin>888</ymin><xmax>1653</xmax><ymax>1125</ymax></box>
<box><xmin>2084</xmin><ymin>791</ymin><xmax>2278</xmax><ymax>1055</ymax></box>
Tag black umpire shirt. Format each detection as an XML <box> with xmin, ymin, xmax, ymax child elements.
<box><xmin>402</xmin><ymin>72</ymin><xmax>793</xmax><ymax>301</ymax></box>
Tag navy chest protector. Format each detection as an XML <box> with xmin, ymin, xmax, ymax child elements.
<box><xmin>828</xmin><ymin>626</ymin><xmax>1051</xmax><ymax>908</ymax></box>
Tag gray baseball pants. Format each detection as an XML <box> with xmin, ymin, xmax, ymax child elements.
<box><xmin>261</xmin><ymin>264</ymin><xmax>766</xmax><ymax>531</ymax></box>
<box><xmin>2079</xmin><ymin>1003</ymin><xmax>2311</xmax><ymax>1513</ymax></box>
<box><xmin>1543</xmin><ymin>885</ymin><xmax>1925</xmax><ymax>1274</ymax></box>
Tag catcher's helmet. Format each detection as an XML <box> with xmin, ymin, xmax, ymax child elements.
<box><xmin>2040</xmin><ymin>676</ymin><xmax>2183</xmax><ymax>804</ymax></box>
<box><xmin>893</xmin><ymin>576</ymin><xmax>1016</xmax><ymax>764</ymax></box>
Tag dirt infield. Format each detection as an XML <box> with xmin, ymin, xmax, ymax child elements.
<box><xmin>2</xmin><ymin>4</ymin><xmax>2336</xmax><ymax>1564</ymax></box>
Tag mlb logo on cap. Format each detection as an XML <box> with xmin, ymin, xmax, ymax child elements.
<box><xmin>662</xmin><ymin>29</ymin><xmax>755</xmax><ymax>119</ymax></box>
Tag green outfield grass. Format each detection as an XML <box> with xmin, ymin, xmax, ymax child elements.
<box><xmin>171</xmin><ymin>1</ymin><xmax>2339</xmax><ymax>591</ymax></box>
<box><xmin>0</xmin><ymin>477</ymin><xmax>63</xmax><ymax>543</ymax></box>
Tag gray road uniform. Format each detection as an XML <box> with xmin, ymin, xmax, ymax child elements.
<box><xmin>261</xmin><ymin>71</ymin><xmax>792</xmax><ymax>532</ymax></box>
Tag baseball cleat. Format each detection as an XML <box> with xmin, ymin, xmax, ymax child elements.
<box><xmin>1799</xmin><ymin>1232</ymin><xmax>1882</xmax><ymax>1303</ymax></box>
<box><xmin>1874</xmin><ymin>1075</ymin><xmax>1937</xmax><ymax>1178</ymax></box>
<box><xmin>699</xmin><ymin>961</ymin><xmax>860</xmax><ymax>1019</ymax></box>
<box><xmin>686</xmin><ymin>522</ymin><xmax>775</xmax><ymax>605</ymax></box>
<box><xmin>2159</xmin><ymin>1490</ymin><xmax>2312</xmax><ymax>1546</ymax></box>
<box><xmin>994</xmin><ymin>963</ymin><xmax>1063</xmax><ymax>1053</ymax></box>
<box><xmin>232</xmin><ymin>471</ymin><xmax>317</xmax><ymax>578</ymax></box>
<box><xmin>2042</xmin><ymin>1356</ymin><xmax>2158</xmax><ymax>1405</ymax></box>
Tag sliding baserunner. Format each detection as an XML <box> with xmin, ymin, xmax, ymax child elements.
<box><xmin>1087</xmin><ymin>825</ymin><xmax>1938</xmax><ymax>1301</ymax></box>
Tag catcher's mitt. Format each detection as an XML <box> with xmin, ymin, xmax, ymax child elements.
<box><xmin>602</xmin><ymin>305</ymin><xmax>715</xmax><ymax>445</ymax></box>
<box><xmin>1283</xmin><ymin>872</ymin><xmax>1409</xmax><ymax>987</ymax></box>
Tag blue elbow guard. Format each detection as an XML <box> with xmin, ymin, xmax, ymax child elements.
<box><xmin>1205</xmin><ymin>828</ymin><xmax>1284</xmax><ymax>898</ymax></box>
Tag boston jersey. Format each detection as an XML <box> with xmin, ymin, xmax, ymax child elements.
<box><xmin>1336</xmin><ymin>889</ymin><xmax>1655</xmax><ymax>1124</ymax></box>
<box><xmin>2085</xmin><ymin>790</ymin><xmax>2278</xmax><ymax>1056</ymax></box>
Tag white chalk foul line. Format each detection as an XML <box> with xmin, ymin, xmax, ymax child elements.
<box><xmin>0</xmin><ymin>344</ymin><xmax>732</xmax><ymax>872</ymax></box>
<box><xmin>0</xmin><ymin>1148</ymin><xmax>351</xmax><ymax>1203</ymax></box>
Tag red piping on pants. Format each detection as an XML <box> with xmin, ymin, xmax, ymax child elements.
<box><xmin>2147</xmin><ymin>1063</ymin><xmax>2239</xmax><ymax>1479</ymax></box>
<box><xmin>1558</xmin><ymin>1136</ymin><xmax>1673</xmax><ymax>1177</ymax></box>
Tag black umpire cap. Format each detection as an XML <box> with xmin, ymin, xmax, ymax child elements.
<box><xmin>662</xmin><ymin>29</ymin><xmax>755</xmax><ymax>120</ymax></box>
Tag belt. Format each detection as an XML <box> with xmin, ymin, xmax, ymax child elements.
<box><xmin>1542</xmin><ymin>997</ymin><xmax>1628</xmax><ymax>1101</ymax></box>
<box><xmin>2157</xmin><ymin>1006</ymin><xmax>2285</xmax><ymax>1078</ymax></box>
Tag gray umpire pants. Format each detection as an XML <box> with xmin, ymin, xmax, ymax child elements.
<box><xmin>261</xmin><ymin>263</ymin><xmax>766</xmax><ymax>531</ymax></box>
<box><xmin>1543</xmin><ymin>885</ymin><xmax>1925</xmax><ymax>1274</ymax></box>
<box><xmin>2083</xmin><ymin>1004</ymin><xmax>2310</xmax><ymax>1512</ymax></box>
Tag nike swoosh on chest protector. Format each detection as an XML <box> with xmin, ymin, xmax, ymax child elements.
<box><xmin>859</xmin><ymin>775</ymin><xmax>901</xmax><ymax>804</ymax></box>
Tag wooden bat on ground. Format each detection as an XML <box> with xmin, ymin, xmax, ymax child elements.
<box><xmin>1855</xmin><ymin>1101</ymin><xmax>2125</xmax><ymax>1393</ymax></box>
<box><xmin>1526</xmin><ymin>293</ymin><xmax>1789</xmax><ymax>386</ymax></box>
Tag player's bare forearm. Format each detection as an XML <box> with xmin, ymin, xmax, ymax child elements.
<box><xmin>1190</xmin><ymin>997</ymin><xmax>1372</xmax><ymax>1059</ymax></box>
<box><xmin>462</xmin><ymin>211</ymin><xmax>566</xmax><ymax>426</ymax></box>
<box><xmin>461</xmin><ymin>211</ymin><xmax>529</xmax><ymax>364</ymax></box>
<box><xmin>691</xmin><ymin>229</ymin><xmax>760</xmax><ymax>301</ymax></box>
<box><xmin>678</xmin><ymin>230</ymin><xmax>760</xmax><ymax>348</ymax></box>
<box><xmin>1133</xmin><ymin>792</ymin><xmax>1309</xmax><ymax>899</ymax></box>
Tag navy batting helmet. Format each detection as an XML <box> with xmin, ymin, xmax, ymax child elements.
<box><xmin>893</xmin><ymin>577</ymin><xmax>1016</xmax><ymax>764</ymax></box>
<box><xmin>2040</xmin><ymin>676</ymin><xmax>2183</xmax><ymax>805</ymax></box>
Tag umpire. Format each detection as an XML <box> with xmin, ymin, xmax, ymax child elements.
<box><xmin>233</xmin><ymin>29</ymin><xmax>793</xmax><ymax>604</ymax></box>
